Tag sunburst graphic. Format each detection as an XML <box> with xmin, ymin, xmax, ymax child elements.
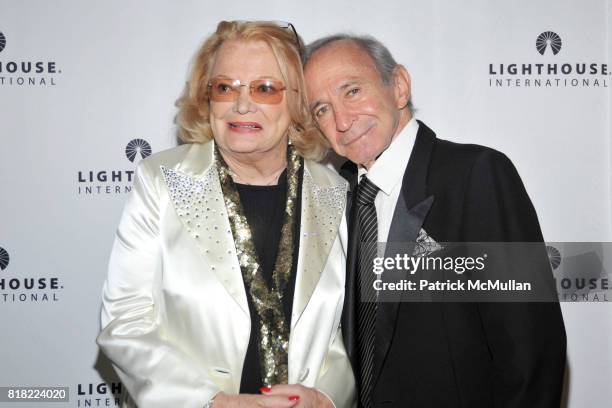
<box><xmin>536</xmin><ymin>31</ymin><xmax>562</xmax><ymax>55</ymax></box>
<box><xmin>546</xmin><ymin>245</ymin><xmax>562</xmax><ymax>270</ymax></box>
<box><xmin>0</xmin><ymin>247</ymin><xmax>9</xmax><ymax>271</ymax></box>
<box><xmin>125</xmin><ymin>139</ymin><xmax>152</xmax><ymax>162</ymax></box>
<box><xmin>0</xmin><ymin>32</ymin><xmax>6</xmax><ymax>53</ymax></box>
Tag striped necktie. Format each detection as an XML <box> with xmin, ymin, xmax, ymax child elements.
<box><xmin>355</xmin><ymin>175</ymin><xmax>380</xmax><ymax>408</ymax></box>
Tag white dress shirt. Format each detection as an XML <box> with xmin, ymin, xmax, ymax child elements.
<box><xmin>358</xmin><ymin>118</ymin><xmax>419</xmax><ymax>243</ymax></box>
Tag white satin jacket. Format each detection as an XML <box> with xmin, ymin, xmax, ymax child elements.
<box><xmin>96</xmin><ymin>141</ymin><xmax>356</xmax><ymax>408</ymax></box>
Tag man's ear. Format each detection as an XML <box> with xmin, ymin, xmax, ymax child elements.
<box><xmin>393</xmin><ymin>65</ymin><xmax>411</xmax><ymax>109</ymax></box>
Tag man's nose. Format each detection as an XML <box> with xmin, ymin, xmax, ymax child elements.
<box><xmin>334</xmin><ymin>106</ymin><xmax>355</xmax><ymax>132</ymax></box>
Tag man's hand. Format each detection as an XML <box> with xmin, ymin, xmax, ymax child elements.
<box><xmin>264</xmin><ymin>384</ymin><xmax>334</xmax><ymax>408</ymax></box>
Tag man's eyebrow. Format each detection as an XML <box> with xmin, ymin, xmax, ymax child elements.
<box><xmin>310</xmin><ymin>100</ymin><xmax>324</xmax><ymax>112</ymax></box>
<box><xmin>309</xmin><ymin>80</ymin><xmax>360</xmax><ymax>112</ymax></box>
<box><xmin>338</xmin><ymin>80</ymin><xmax>359</xmax><ymax>91</ymax></box>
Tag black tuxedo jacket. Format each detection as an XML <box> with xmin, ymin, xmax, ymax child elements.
<box><xmin>340</xmin><ymin>121</ymin><xmax>566</xmax><ymax>408</ymax></box>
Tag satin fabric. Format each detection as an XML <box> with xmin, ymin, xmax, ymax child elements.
<box><xmin>96</xmin><ymin>141</ymin><xmax>357</xmax><ymax>408</ymax></box>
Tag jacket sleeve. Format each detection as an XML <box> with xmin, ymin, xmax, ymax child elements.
<box><xmin>96</xmin><ymin>160</ymin><xmax>219</xmax><ymax>408</ymax></box>
<box><xmin>463</xmin><ymin>150</ymin><xmax>566</xmax><ymax>408</ymax></box>
<box><xmin>314</xmin><ymin>325</ymin><xmax>357</xmax><ymax>408</ymax></box>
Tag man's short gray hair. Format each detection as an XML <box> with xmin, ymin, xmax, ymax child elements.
<box><xmin>303</xmin><ymin>34</ymin><xmax>414</xmax><ymax>111</ymax></box>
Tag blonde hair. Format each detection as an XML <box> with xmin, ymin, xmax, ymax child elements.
<box><xmin>176</xmin><ymin>21</ymin><xmax>328</xmax><ymax>160</ymax></box>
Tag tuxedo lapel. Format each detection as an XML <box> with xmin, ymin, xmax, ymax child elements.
<box><xmin>340</xmin><ymin>161</ymin><xmax>358</xmax><ymax>218</ymax></box>
<box><xmin>372</xmin><ymin>121</ymin><xmax>437</xmax><ymax>387</ymax></box>
<box><xmin>373</xmin><ymin>195</ymin><xmax>433</xmax><ymax>387</ymax></box>
<box><xmin>339</xmin><ymin>162</ymin><xmax>359</xmax><ymax>365</ymax></box>
<box><xmin>339</xmin><ymin>121</ymin><xmax>439</xmax><ymax>386</ymax></box>
<box><xmin>291</xmin><ymin>161</ymin><xmax>347</xmax><ymax>329</ymax></box>
<box><xmin>401</xmin><ymin>120</ymin><xmax>436</xmax><ymax>210</ymax></box>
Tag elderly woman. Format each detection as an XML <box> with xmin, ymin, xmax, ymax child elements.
<box><xmin>96</xmin><ymin>21</ymin><xmax>356</xmax><ymax>408</ymax></box>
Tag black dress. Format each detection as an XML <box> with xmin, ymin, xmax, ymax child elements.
<box><xmin>235</xmin><ymin>169</ymin><xmax>301</xmax><ymax>393</ymax></box>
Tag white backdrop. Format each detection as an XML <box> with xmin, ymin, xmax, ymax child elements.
<box><xmin>0</xmin><ymin>0</ymin><xmax>611</xmax><ymax>406</ymax></box>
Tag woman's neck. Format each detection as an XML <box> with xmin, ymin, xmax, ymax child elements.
<box><xmin>219</xmin><ymin>145</ymin><xmax>288</xmax><ymax>186</ymax></box>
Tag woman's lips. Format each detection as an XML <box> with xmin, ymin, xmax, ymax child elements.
<box><xmin>228</xmin><ymin>122</ymin><xmax>262</xmax><ymax>132</ymax></box>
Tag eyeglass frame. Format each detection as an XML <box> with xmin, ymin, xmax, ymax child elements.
<box><xmin>206</xmin><ymin>77</ymin><xmax>300</xmax><ymax>105</ymax></box>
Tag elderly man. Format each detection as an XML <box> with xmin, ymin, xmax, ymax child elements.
<box><xmin>303</xmin><ymin>35</ymin><xmax>566</xmax><ymax>408</ymax></box>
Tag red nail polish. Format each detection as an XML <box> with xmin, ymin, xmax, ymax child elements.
<box><xmin>288</xmin><ymin>395</ymin><xmax>300</xmax><ymax>401</ymax></box>
<box><xmin>260</xmin><ymin>387</ymin><xmax>271</xmax><ymax>393</ymax></box>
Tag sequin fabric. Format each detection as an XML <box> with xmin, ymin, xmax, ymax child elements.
<box><xmin>303</xmin><ymin>171</ymin><xmax>346</xmax><ymax>230</ymax></box>
<box><xmin>160</xmin><ymin>164</ymin><xmax>227</xmax><ymax>242</ymax></box>
<box><xmin>216</xmin><ymin>145</ymin><xmax>301</xmax><ymax>387</ymax></box>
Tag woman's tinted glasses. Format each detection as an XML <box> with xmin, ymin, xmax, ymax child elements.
<box><xmin>207</xmin><ymin>77</ymin><xmax>288</xmax><ymax>105</ymax></box>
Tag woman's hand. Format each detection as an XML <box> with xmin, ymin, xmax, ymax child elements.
<box><xmin>213</xmin><ymin>391</ymin><xmax>300</xmax><ymax>408</ymax></box>
<box><xmin>264</xmin><ymin>385</ymin><xmax>334</xmax><ymax>408</ymax></box>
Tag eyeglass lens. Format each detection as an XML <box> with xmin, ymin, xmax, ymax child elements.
<box><xmin>208</xmin><ymin>78</ymin><xmax>286</xmax><ymax>104</ymax></box>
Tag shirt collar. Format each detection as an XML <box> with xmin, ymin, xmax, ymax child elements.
<box><xmin>358</xmin><ymin>118</ymin><xmax>419</xmax><ymax>195</ymax></box>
